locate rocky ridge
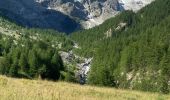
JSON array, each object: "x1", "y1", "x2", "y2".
[
  {"x1": 36, "y1": 0, "x2": 154, "y2": 29},
  {"x1": 0, "y1": 0, "x2": 154, "y2": 31}
]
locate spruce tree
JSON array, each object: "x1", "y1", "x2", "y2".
[{"x1": 28, "y1": 50, "x2": 39, "y2": 77}]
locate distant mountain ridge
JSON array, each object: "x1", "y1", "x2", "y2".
[
  {"x1": 36, "y1": 0, "x2": 154, "y2": 28},
  {"x1": 0, "y1": 0, "x2": 154, "y2": 33}
]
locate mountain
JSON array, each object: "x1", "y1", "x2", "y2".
[
  {"x1": 0, "y1": 0, "x2": 154, "y2": 33},
  {"x1": 0, "y1": 0, "x2": 79, "y2": 33},
  {"x1": 36, "y1": 0, "x2": 154, "y2": 29},
  {"x1": 71, "y1": 0, "x2": 170, "y2": 93},
  {"x1": 0, "y1": 0, "x2": 169, "y2": 95},
  {"x1": 36, "y1": 0, "x2": 120, "y2": 29}
]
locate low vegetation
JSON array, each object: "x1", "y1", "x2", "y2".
[{"x1": 0, "y1": 75, "x2": 169, "y2": 100}]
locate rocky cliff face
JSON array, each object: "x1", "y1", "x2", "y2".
[
  {"x1": 35, "y1": 0, "x2": 120, "y2": 28},
  {"x1": 35, "y1": 0, "x2": 154, "y2": 29},
  {"x1": 0, "y1": 0, "x2": 154, "y2": 32}
]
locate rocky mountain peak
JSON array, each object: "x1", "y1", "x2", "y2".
[
  {"x1": 0, "y1": 0, "x2": 154, "y2": 33},
  {"x1": 35, "y1": 0, "x2": 120, "y2": 28},
  {"x1": 35, "y1": 0, "x2": 154, "y2": 29}
]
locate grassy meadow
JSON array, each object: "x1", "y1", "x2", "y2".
[{"x1": 0, "y1": 75, "x2": 169, "y2": 100}]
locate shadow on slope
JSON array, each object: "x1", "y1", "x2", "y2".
[{"x1": 0, "y1": 0, "x2": 80, "y2": 34}]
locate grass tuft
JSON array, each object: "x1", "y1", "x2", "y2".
[{"x1": 0, "y1": 75, "x2": 169, "y2": 100}]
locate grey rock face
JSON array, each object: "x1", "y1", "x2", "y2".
[
  {"x1": 0, "y1": 0, "x2": 154, "y2": 32},
  {"x1": 35, "y1": 0, "x2": 154, "y2": 29},
  {"x1": 36, "y1": 0, "x2": 120, "y2": 28}
]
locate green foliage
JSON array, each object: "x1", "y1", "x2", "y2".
[
  {"x1": 0, "y1": 38, "x2": 66, "y2": 80},
  {"x1": 71, "y1": 10, "x2": 135, "y2": 57},
  {"x1": 0, "y1": 57, "x2": 9, "y2": 75},
  {"x1": 0, "y1": 17, "x2": 71, "y2": 80},
  {"x1": 0, "y1": 0, "x2": 169, "y2": 94},
  {"x1": 72, "y1": 0, "x2": 170, "y2": 93}
]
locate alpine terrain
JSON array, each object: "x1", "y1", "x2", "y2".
[
  {"x1": 0, "y1": 0, "x2": 170, "y2": 99},
  {"x1": 0, "y1": 0, "x2": 153, "y2": 32}
]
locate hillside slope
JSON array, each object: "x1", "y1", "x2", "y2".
[
  {"x1": 0, "y1": 0, "x2": 169, "y2": 96},
  {"x1": 0, "y1": 14, "x2": 77, "y2": 81},
  {"x1": 0, "y1": 0, "x2": 79, "y2": 33},
  {"x1": 71, "y1": 0, "x2": 170, "y2": 93},
  {"x1": 0, "y1": 75, "x2": 169, "y2": 100}
]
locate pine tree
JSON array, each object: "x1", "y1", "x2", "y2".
[
  {"x1": 0, "y1": 58, "x2": 9, "y2": 75},
  {"x1": 160, "y1": 54, "x2": 170, "y2": 94},
  {"x1": 38, "y1": 64, "x2": 46, "y2": 79},
  {"x1": 19, "y1": 53, "x2": 28, "y2": 72},
  {"x1": 9, "y1": 62, "x2": 18, "y2": 77},
  {"x1": 28, "y1": 50, "x2": 39, "y2": 77}
]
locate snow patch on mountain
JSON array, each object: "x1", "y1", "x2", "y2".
[{"x1": 119, "y1": 0, "x2": 154, "y2": 11}]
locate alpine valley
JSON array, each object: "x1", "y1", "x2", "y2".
[{"x1": 0, "y1": 0, "x2": 170, "y2": 99}]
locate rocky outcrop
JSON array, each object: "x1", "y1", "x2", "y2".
[{"x1": 59, "y1": 50, "x2": 92, "y2": 84}]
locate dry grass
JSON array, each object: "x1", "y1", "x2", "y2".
[{"x1": 0, "y1": 76, "x2": 169, "y2": 100}]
